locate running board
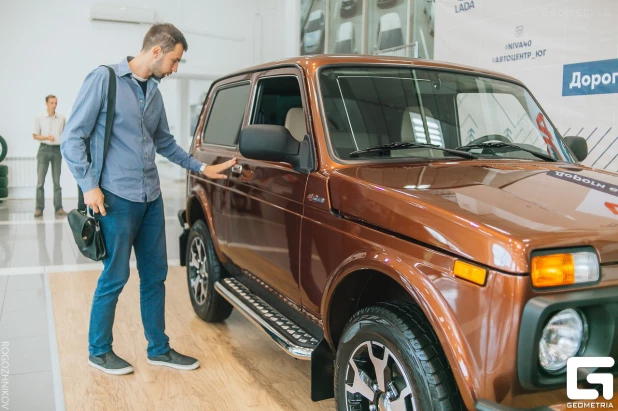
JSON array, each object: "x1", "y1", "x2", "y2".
[{"x1": 214, "y1": 277, "x2": 320, "y2": 360}]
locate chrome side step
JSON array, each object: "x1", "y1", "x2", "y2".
[{"x1": 214, "y1": 277, "x2": 320, "y2": 360}]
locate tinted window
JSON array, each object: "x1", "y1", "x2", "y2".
[
  {"x1": 251, "y1": 76, "x2": 306, "y2": 142},
  {"x1": 252, "y1": 77, "x2": 302, "y2": 126},
  {"x1": 335, "y1": 40, "x2": 353, "y2": 53},
  {"x1": 379, "y1": 29, "x2": 403, "y2": 50},
  {"x1": 203, "y1": 83, "x2": 251, "y2": 146}
]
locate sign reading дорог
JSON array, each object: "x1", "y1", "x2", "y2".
[{"x1": 563, "y1": 59, "x2": 618, "y2": 97}]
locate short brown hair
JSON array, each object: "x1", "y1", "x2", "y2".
[
  {"x1": 45, "y1": 95, "x2": 56, "y2": 102},
  {"x1": 142, "y1": 23, "x2": 188, "y2": 53}
]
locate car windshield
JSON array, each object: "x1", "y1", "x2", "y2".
[
  {"x1": 306, "y1": 17, "x2": 322, "y2": 32},
  {"x1": 335, "y1": 40, "x2": 353, "y2": 53},
  {"x1": 379, "y1": 29, "x2": 403, "y2": 50},
  {"x1": 319, "y1": 67, "x2": 575, "y2": 162}
]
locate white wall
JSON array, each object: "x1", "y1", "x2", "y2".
[{"x1": 0, "y1": 0, "x2": 299, "y2": 198}]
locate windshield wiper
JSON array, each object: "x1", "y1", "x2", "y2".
[
  {"x1": 349, "y1": 142, "x2": 478, "y2": 159},
  {"x1": 455, "y1": 141, "x2": 557, "y2": 162}
]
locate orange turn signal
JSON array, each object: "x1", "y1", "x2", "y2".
[
  {"x1": 453, "y1": 260, "x2": 487, "y2": 286},
  {"x1": 531, "y1": 254, "x2": 575, "y2": 287}
]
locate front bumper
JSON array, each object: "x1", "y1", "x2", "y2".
[{"x1": 475, "y1": 400, "x2": 553, "y2": 410}]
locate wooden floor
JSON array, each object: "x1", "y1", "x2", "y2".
[
  {"x1": 49, "y1": 267, "x2": 618, "y2": 410},
  {"x1": 49, "y1": 266, "x2": 336, "y2": 411}
]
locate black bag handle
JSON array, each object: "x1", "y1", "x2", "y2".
[{"x1": 77, "y1": 65, "x2": 116, "y2": 210}]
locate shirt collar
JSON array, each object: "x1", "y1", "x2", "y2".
[
  {"x1": 44, "y1": 112, "x2": 57, "y2": 118},
  {"x1": 117, "y1": 56, "x2": 133, "y2": 77},
  {"x1": 117, "y1": 56, "x2": 162, "y2": 83}
]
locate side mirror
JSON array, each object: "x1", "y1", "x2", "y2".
[
  {"x1": 239, "y1": 125, "x2": 315, "y2": 173},
  {"x1": 564, "y1": 136, "x2": 588, "y2": 162}
]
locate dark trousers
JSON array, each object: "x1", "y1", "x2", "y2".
[{"x1": 36, "y1": 144, "x2": 62, "y2": 211}]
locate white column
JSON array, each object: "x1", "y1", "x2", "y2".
[{"x1": 283, "y1": 0, "x2": 301, "y2": 58}]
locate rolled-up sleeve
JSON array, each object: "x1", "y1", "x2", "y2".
[
  {"x1": 33, "y1": 116, "x2": 41, "y2": 135},
  {"x1": 153, "y1": 99, "x2": 203, "y2": 174},
  {"x1": 60, "y1": 67, "x2": 107, "y2": 192}
]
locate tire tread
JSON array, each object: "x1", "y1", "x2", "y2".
[{"x1": 345, "y1": 302, "x2": 464, "y2": 411}]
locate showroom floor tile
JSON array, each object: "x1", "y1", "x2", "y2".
[{"x1": 0, "y1": 173, "x2": 188, "y2": 411}]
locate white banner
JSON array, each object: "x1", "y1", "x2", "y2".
[{"x1": 435, "y1": 0, "x2": 618, "y2": 171}]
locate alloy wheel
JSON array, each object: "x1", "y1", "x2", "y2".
[
  {"x1": 345, "y1": 341, "x2": 414, "y2": 411},
  {"x1": 188, "y1": 236, "x2": 208, "y2": 305}
]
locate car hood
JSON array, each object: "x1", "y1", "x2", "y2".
[{"x1": 328, "y1": 160, "x2": 618, "y2": 273}]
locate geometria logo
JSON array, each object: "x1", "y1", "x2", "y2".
[{"x1": 567, "y1": 357, "x2": 615, "y2": 408}]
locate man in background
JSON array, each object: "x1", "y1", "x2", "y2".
[{"x1": 33, "y1": 95, "x2": 66, "y2": 217}]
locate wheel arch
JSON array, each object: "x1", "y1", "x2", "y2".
[{"x1": 321, "y1": 251, "x2": 479, "y2": 409}]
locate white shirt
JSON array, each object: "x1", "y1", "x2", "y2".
[{"x1": 34, "y1": 112, "x2": 66, "y2": 146}]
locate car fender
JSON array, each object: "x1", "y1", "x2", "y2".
[
  {"x1": 321, "y1": 250, "x2": 479, "y2": 409},
  {"x1": 186, "y1": 184, "x2": 227, "y2": 262}
]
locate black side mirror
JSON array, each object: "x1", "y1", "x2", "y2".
[
  {"x1": 239, "y1": 125, "x2": 315, "y2": 173},
  {"x1": 563, "y1": 136, "x2": 588, "y2": 162}
]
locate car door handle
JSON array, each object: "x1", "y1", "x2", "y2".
[{"x1": 231, "y1": 165, "x2": 243, "y2": 174}]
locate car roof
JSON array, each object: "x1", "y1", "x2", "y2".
[
  {"x1": 218, "y1": 55, "x2": 524, "y2": 85},
  {"x1": 379, "y1": 12, "x2": 402, "y2": 29}
]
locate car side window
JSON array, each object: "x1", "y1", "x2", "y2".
[
  {"x1": 202, "y1": 82, "x2": 251, "y2": 146},
  {"x1": 251, "y1": 76, "x2": 307, "y2": 142}
]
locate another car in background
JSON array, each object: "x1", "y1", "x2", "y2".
[
  {"x1": 377, "y1": 0, "x2": 398, "y2": 8},
  {"x1": 375, "y1": 12, "x2": 404, "y2": 54},
  {"x1": 303, "y1": 10, "x2": 325, "y2": 54},
  {"x1": 334, "y1": 22, "x2": 357, "y2": 54},
  {"x1": 339, "y1": 0, "x2": 358, "y2": 18}
]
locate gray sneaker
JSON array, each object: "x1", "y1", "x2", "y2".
[
  {"x1": 88, "y1": 351, "x2": 134, "y2": 375},
  {"x1": 147, "y1": 349, "x2": 200, "y2": 370}
]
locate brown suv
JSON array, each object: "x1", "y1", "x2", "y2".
[{"x1": 178, "y1": 55, "x2": 618, "y2": 410}]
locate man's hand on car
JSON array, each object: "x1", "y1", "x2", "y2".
[
  {"x1": 202, "y1": 158, "x2": 237, "y2": 179},
  {"x1": 84, "y1": 188, "x2": 106, "y2": 216}
]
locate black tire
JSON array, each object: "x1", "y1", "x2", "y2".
[
  {"x1": 0, "y1": 187, "x2": 7, "y2": 199},
  {"x1": 0, "y1": 135, "x2": 6, "y2": 163},
  {"x1": 335, "y1": 301, "x2": 463, "y2": 411},
  {"x1": 0, "y1": 165, "x2": 7, "y2": 177},
  {"x1": 185, "y1": 220, "x2": 233, "y2": 322},
  {"x1": 0, "y1": 177, "x2": 7, "y2": 188}
]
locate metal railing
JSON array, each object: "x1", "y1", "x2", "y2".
[{"x1": 374, "y1": 42, "x2": 419, "y2": 58}]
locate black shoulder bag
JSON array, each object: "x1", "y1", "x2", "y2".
[{"x1": 68, "y1": 65, "x2": 116, "y2": 261}]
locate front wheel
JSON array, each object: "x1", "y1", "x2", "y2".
[
  {"x1": 335, "y1": 302, "x2": 463, "y2": 411},
  {"x1": 185, "y1": 220, "x2": 233, "y2": 322}
]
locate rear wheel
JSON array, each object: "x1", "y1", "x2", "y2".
[
  {"x1": 185, "y1": 220, "x2": 233, "y2": 322},
  {"x1": 335, "y1": 302, "x2": 463, "y2": 411}
]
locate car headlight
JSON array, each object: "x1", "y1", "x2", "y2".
[
  {"x1": 531, "y1": 250, "x2": 599, "y2": 288},
  {"x1": 539, "y1": 309, "x2": 588, "y2": 373}
]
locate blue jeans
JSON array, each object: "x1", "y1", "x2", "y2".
[{"x1": 88, "y1": 189, "x2": 170, "y2": 357}]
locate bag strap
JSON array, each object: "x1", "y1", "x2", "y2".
[
  {"x1": 77, "y1": 65, "x2": 116, "y2": 211},
  {"x1": 99, "y1": 65, "x2": 116, "y2": 186}
]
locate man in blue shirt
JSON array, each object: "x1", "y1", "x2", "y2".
[{"x1": 61, "y1": 23, "x2": 235, "y2": 375}]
